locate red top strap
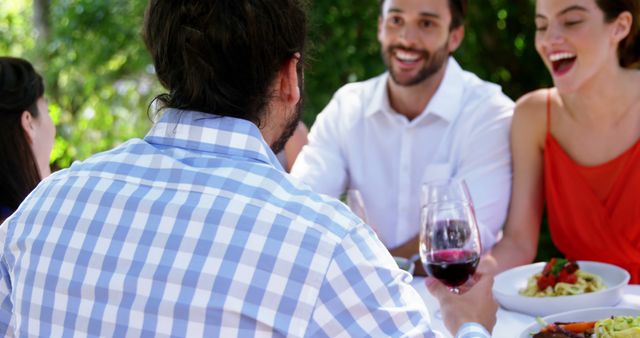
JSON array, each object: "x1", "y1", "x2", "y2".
[{"x1": 546, "y1": 89, "x2": 552, "y2": 133}]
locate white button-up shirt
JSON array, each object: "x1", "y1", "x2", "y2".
[{"x1": 291, "y1": 58, "x2": 514, "y2": 250}]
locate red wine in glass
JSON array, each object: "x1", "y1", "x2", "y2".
[{"x1": 423, "y1": 249, "x2": 479, "y2": 288}]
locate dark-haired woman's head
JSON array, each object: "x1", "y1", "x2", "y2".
[
  {"x1": 142, "y1": 0, "x2": 307, "y2": 129},
  {"x1": 535, "y1": 0, "x2": 640, "y2": 91},
  {"x1": 0, "y1": 57, "x2": 55, "y2": 211}
]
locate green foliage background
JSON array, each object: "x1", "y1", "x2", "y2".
[{"x1": 1, "y1": 0, "x2": 559, "y2": 260}]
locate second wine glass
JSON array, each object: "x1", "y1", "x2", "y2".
[{"x1": 346, "y1": 189, "x2": 369, "y2": 223}]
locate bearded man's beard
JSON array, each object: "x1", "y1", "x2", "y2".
[
  {"x1": 382, "y1": 41, "x2": 450, "y2": 87},
  {"x1": 270, "y1": 97, "x2": 303, "y2": 154}
]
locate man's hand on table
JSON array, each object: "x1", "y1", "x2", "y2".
[{"x1": 426, "y1": 273, "x2": 497, "y2": 335}]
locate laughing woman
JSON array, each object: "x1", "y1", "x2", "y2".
[
  {"x1": 481, "y1": 0, "x2": 640, "y2": 283},
  {"x1": 0, "y1": 57, "x2": 55, "y2": 223}
]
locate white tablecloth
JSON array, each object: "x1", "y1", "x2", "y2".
[{"x1": 410, "y1": 277, "x2": 640, "y2": 337}]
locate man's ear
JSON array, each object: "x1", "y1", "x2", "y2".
[
  {"x1": 277, "y1": 53, "x2": 301, "y2": 107},
  {"x1": 21, "y1": 110, "x2": 35, "y2": 144},
  {"x1": 448, "y1": 25, "x2": 465, "y2": 53}
]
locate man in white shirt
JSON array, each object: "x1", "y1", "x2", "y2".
[{"x1": 291, "y1": 0, "x2": 514, "y2": 267}]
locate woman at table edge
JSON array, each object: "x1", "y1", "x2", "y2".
[
  {"x1": 0, "y1": 57, "x2": 55, "y2": 224},
  {"x1": 480, "y1": 0, "x2": 640, "y2": 283}
]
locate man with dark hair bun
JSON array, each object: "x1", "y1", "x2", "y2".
[{"x1": 0, "y1": 1, "x2": 497, "y2": 336}]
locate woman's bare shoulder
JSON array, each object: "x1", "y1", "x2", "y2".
[
  {"x1": 515, "y1": 89, "x2": 549, "y2": 115},
  {"x1": 514, "y1": 89, "x2": 552, "y2": 125},
  {"x1": 512, "y1": 88, "x2": 552, "y2": 144}
]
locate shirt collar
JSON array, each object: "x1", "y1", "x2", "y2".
[
  {"x1": 144, "y1": 108, "x2": 284, "y2": 170},
  {"x1": 365, "y1": 73, "x2": 393, "y2": 118},
  {"x1": 365, "y1": 57, "x2": 465, "y2": 123},
  {"x1": 424, "y1": 57, "x2": 464, "y2": 122}
]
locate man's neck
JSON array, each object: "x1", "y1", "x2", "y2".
[{"x1": 386, "y1": 60, "x2": 448, "y2": 121}]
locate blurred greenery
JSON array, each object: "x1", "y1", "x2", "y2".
[
  {"x1": 0, "y1": 0, "x2": 558, "y2": 259},
  {"x1": 1, "y1": 0, "x2": 158, "y2": 168}
]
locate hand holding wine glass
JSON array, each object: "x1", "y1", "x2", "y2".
[{"x1": 426, "y1": 272, "x2": 497, "y2": 334}]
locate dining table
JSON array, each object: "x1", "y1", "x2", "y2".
[{"x1": 410, "y1": 277, "x2": 640, "y2": 337}]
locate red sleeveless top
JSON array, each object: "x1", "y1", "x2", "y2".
[{"x1": 544, "y1": 90, "x2": 640, "y2": 284}]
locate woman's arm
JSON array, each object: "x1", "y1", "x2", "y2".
[{"x1": 478, "y1": 90, "x2": 548, "y2": 275}]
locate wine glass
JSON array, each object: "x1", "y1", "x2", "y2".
[
  {"x1": 419, "y1": 180, "x2": 481, "y2": 294},
  {"x1": 421, "y1": 178, "x2": 473, "y2": 206},
  {"x1": 346, "y1": 189, "x2": 383, "y2": 245},
  {"x1": 346, "y1": 189, "x2": 369, "y2": 222}
]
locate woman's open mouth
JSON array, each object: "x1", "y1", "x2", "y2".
[{"x1": 549, "y1": 52, "x2": 577, "y2": 77}]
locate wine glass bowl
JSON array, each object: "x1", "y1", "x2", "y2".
[
  {"x1": 346, "y1": 188, "x2": 384, "y2": 244},
  {"x1": 421, "y1": 178, "x2": 473, "y2": 206},
  {"x1": 419, "y1": 180, "x2": 481, "y2": 293}
]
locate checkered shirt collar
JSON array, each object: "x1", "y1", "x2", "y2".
[{"x1": 144, "y1": 108, "x2": 284, "y2": 170}]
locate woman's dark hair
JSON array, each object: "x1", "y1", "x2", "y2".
[
  {"x1": 142, "y1": 0, "x2": 308, "y2": 126},
  {"x1": 596, "y1": 0, "x2": 640, "y2": 68},
  {"x1": 0, "y1": 57, "x2": 45, "y2": 210},
  {"x1": 379, "y1": 0, "x2": 467, "y2": 30}
]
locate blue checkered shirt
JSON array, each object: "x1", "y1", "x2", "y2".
[{"x1": 0, "y1": 109, "x2": 489, "y2": 337}]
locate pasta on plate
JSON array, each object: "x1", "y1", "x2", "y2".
[{"x1": 520, "y1": 269, "x2": 605, "y2": 297}]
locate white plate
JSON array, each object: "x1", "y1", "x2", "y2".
[
  {"x1": 493, "y1": 261, "x2": 630, "y2": 316},
  {"x1": 519, "y1": 307, "x2": 640, "y2": 338},
  {"x1": 394, "y1": 256, "x2": 415, "y2": 275}
]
